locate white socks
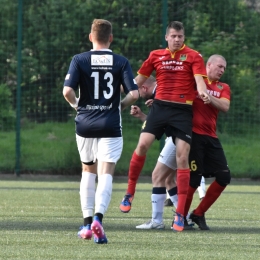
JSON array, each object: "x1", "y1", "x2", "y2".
[
  {"x1": 95, "y1": 174, "x2": 113, "y2": 215},
  {"x1": 170, "y1": 194, "x2": 178, "y2": 209},
  {"x1": 151, "y1": 193, "x2": 166, "y2": 224},
  {"x1": 197, "y1": 176, "x2": 206, "y2": 199},
  {"x1": 80, "y1": 172, "x2": 96, "y2": 218}
]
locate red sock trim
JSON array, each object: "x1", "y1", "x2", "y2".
[
  {"x1": 184, "y1": 186, "x2": 196, "y2": 217},
  {"x1": 194, "y1": 180, "x2": 226, "y2": 216},
  {"x1": 176, "y1": 168, "x2": 190, "y2": 215},
  {"x1": 126, "y1": 151, "x2": 146, "y2": 195}
]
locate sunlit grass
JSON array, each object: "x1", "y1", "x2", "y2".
[{"x1": 0, "y1": 176, "x2": 260, "y2": 260}]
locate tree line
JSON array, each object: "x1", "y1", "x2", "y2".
[{"x1": 0, "y1": 0, "x2": 259, "y2": 135}]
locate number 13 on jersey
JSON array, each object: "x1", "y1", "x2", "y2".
[{"x1": 91, "y1": 72, "x2": 114, "y2": 99}]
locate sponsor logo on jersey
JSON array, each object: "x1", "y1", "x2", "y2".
[
  {"x1": 217, "y1": 84, "x2": 223, "y2": 90},
  {"x1": 86, "y1": 103, "x2": 112, "y2": 111},
  {"x1": 91, "y1": 55, "x2": 113, "y2": 66},
  {"x1": 159, "y1": 56, "x2": 165, "y2": 60},
  {"x1": 207, "y1": 89, "x2": 221, "y2": 97},
  {"x1": 161, "y1": 60, "x2": 183, "y2": 70},
  {"x1": 179, "y1": 54, "x2": 187, "y2": 61},
  {"x1": 162, "y1": 60, "x2": 183, "y2": 65},
  {"x1": 65, "y1": 74, "x2": 70, "y2": 80}
]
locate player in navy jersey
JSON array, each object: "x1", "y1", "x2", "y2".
[{"x1": 63, "y1": 19, "x2": 139, "y2": 244}]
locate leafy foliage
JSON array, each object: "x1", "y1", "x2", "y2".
[
  {"x1": 0, "y1": 84, "x2": 15, "y2": 131},
  {"x1": 0, "y1": 0, "x2": 259, "y2": 134}
]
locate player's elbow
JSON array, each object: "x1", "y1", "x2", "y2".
[
  {"x1": 63, "y1": 86, "x2": 72, "y2": 98},
  {"x1": 221, "y1": 104, "x2": 230, "y2": 113},
  {"x1": 130, "y1": 90, "x2": 139, "y2": 102}
]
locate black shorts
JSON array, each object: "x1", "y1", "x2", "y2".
[
  {"x1": 141, "y1": 99, "x2": 193, "y2": 144},
  {"x1": 189, "y1": 132, "x2": 229, "y2": 178}
]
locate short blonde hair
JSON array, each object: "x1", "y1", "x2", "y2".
[
  {"x1": 91, "y1": 19, "x2": 112, "y2": 44},
  {"x1": 207, "y1": 54, "x2": 226, "y2": 65}
]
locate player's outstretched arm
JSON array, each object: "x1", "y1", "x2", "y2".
[
  {"x1": 209, "y1": 96, "x2": 230, "y2": 112},
  {"x1": 194, "y1": 75, "x2": 210, "y2": 104},
  {"x1": 63, "y1": 86, "x2": 78, "y2": 110},
  {"x1": 121, "y1": 90, "x2": 139, "y2": 111},
  {"x1": 130, "y1": 105, "x2": 147, "y2": 122},
  {"x1": 135, "y1": 74, "x2": 148, "y2": 88}
]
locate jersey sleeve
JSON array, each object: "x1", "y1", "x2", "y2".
[
  {"x1": 137, "y1": 51, "x2": 154, "y2": 77},
  {"x1": 63, "y1": 55, "x2": 80, "y2": 90},
  {"x1": 121, "y1": 60, "x2": 138, "y2": 94},
  {"x1": 192, "y1": 53, "x2": 207, "y2": 76},
  {"x1": 220, "y1": 83, "x2": 231, "y2": 100}
]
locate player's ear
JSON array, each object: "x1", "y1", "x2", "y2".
[
  {"x1": 89, "y1": 33, "x2": 92, "y2": 42},
  {"x1": 109, "y1": 34, "x2": 113, "y2": 43}
]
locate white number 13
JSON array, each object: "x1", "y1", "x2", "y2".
[{"x1": 91, "y1": 72, "x2": 113, "y2": 99}]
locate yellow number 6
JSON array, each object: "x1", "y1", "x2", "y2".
[{"x1": 190, "y1": 160, "x2": 197, "y2": 171}]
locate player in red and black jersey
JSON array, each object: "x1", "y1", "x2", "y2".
[
  {"x1": 184, "y1": 54, "x2": 231, "y2": 230},
  {"x1": 119, "y1": 21, "x2": 210, "y2": 232}
]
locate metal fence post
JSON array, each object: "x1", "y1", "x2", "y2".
[
  {"x1": 15, "y1": 0, "x2": 23, "y2": 176},
  {"x1": 160, "y1": 0, "x2": 168, "y2": 151}
]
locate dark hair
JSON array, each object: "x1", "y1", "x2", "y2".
[
  {"x1": 166, "y1": 21, "x2": 184, "y2": 34},
  {"x1": 91, "y1": 19, "x2": 112, "y2": 43}
]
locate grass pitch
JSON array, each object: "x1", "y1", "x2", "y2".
[{"x1": 0, "y1": 175, "x2": 259, "y2": 260}]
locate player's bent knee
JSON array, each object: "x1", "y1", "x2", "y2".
[
  {"x1": 215, "y1": 170, "x2": 231, "y2": 187},
  {"x1": 189, "y1": 173, "x2": 202, "y2": 189},
  {"x1": 136, "y1": 142, "x2": 149, "y2": 155}
]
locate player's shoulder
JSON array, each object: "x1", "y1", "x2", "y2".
[
  {"x1": 149, "y1": 49, "x2": 168, "y2": 56},
  {"x1": 217, "y1": 81, "x2": 230, "y2": 90},
  {"x1": 182, "y1": 45, "x2": 203, "y2": 56},
  {"x1": 72, "y1": 51, "x2": 91, "y2": 61},
  {"x1": 112, "y1": 52, "x2": 129, "y2": 62}
]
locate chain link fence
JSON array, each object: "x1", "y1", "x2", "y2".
[{"x1": 0, "y1": 0, "x2": 259, "y2": 177}]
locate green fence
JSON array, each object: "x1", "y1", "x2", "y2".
[{"x1": 0, "y1": 0, "x2": 260, "y2": 177}]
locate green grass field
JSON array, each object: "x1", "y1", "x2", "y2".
[
  {"x1": 0, "y1": 175, "x2": 260, "y2": 260},
  {"x1": 1, "y1": 121, "x2": 260, "y2": 177}
]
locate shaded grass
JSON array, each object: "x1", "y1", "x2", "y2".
[{"x1": 0, "y1": 176, "x2": 260, "y2": 260}]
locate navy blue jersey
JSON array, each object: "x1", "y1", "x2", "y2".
[{"x1": 64, "y1": 49, "x2": 138, "y2": 138}]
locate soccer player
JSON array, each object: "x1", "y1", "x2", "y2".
[
  {"x1": 63, "y1": 19, "x2": 139, "y2": 243},
  {"x1": 184, "y1": 54, "x2": 231, "y2": 230},
  {"x1": 119, "y1": 21, "x2": 210, "y2": 232},
  {"x1": 129, "y1": 76, "x2": 179, "y2": 217},
  {"x1": 131, "y1": 76, "x2": 205, "y2": 229}
]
